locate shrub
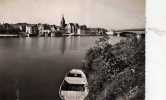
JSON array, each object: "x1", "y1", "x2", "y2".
[{"x1": 82, "y1": 36, "x2": 145, "y2": 100}]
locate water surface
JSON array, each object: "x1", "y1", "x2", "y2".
[{"x1": 0, "y1": 36, "x2": 122, "y2": 100}]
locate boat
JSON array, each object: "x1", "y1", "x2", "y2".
[{"x1": 59, "y1": 69, "x2": 89, "y2": 100}]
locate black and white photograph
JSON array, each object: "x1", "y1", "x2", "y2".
[{"x1": 0, "y1": 0, "x2": 146, "y2": 100}]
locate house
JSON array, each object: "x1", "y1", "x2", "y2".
[
  {"x1": 25, "y1": 25, "x2": 32, "y2": 34},
  {"x1": 77, "y1": 28, "x2": 81, "y2": 35},
  {"x1": 79, "y1": 25, "x2": 87, "y2": 35},
  {"x1": 50, "y1": 25, "x2": 57, "y2": 33},
  {"x1": 37, "y1": 24, "x2": 51, "y2": 36},
  {"x1": 25, "y1": 25, "x2": 32, "y2": 37},
  {"x1": 31, "y1": 25, "x2": 39, "y2": 36},
  {"x1": 106, "y1": 29, "x2": 114, "y2": 35},
  {"x1": 73, "y1": 23, "x2": 79, "y2": 35},
  {"x1": 65, "y1": 23, "x2": 79, "y2": 35},
  {"x1": 37, "y1": 24, "x2": 44, "y2": 36},
  {"x1": 43, "y1": 24, "x2": 51, "y2": 36},
  {"x1": 25, "y1": 24, "x2": 40, "y2": 37},
  {"x1": 66, "y1": 23, "x2": 74, "y2": 34},
  {"x1": 50, "y1": 25, "x2": 57, "y2": 36},
  {"x1": 86, "y1": 27, "x2": 107, "y2": 35},
  {"x1": 16, "y1": 23, "x2": 28, "y2": 32}
]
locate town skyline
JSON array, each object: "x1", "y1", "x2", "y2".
[
  {"x1": 0, "y1": 15, "x2": 109, "y2": 37},
  {"x1": 0, "y1": 0, "x2": 145, "y2": 30}
]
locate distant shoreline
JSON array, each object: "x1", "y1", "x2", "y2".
[
  {"x1": 0, "y1": 34, "x2": 113, "y2": 38},
  {"x1": 0, "y1": 34, "x2": 19, "y2": 37}
]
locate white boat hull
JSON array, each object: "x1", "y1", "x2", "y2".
[{"x1": 59, "y1": 69, "x2": 89, "y2": 100}]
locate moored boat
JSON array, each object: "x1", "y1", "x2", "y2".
[{"x1": 59, "y1": 69, "x2": 89, "y2": 100}]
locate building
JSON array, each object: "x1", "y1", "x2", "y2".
[
  {"x1": 106, "y1": 29, "x2": 114, "y2": 35},
  {"x1": 31, "y1": 25, "x2": 39, "y2": 36},
  {"x1": 43, "y1": 24, "x2": 51, "y2": 36},
  {"x1": 25, "y1": 24, "x2": 39, "y2": 36},
  {"x1": 66, "y1": 23, "x2": 75, "y2": 34},
  {"x1": 16, "y1": 23, "x2": 28, "y2": 32},
  {"x1": 73, "y1": 23, "x2": 79, "y2": 35},
  {"x1": 86, "y1": 27, "x2": 107, "y2": 35},
  {"x1": 66, "y1": 23, "x2": 72, "y2": 33},
  {"x1": 65, "y1": 23, "x2": 80, "y2": 35},
  {"x1": 50, "y1": 25, "x2": 57, "y2": 36},
  {"x1": 37, "y1": 24, "x2": 44, "y2": 36},
  {"x1": 50, "y1": 25, "x2": 57, "y2": 33},
  {"x1": 60, "y1": 15, "x2": 66, "y2": 28},
  {"x1": 25, "y1": 25, "x2": 32, "y2": 34},
  {"x1": 78, "y1": 25, "x2": 87, "y2": 35}
]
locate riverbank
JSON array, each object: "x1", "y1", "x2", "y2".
[
  {"x1": 82, "y1": 35, "x2": 145, "y2": 100},
  {"x1": 0, "y1": 33, "x2": 108, "y2": 37},
  {"x1": 0, "y1": 33, "x2": 114, "y2": 38},
  {"x1": 0, "y1": 34, "x2": 19, "y2": 37}
]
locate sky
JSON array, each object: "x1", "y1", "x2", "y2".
[{"x1": 0, "y1": 0, "x2": 145, "y2": 29}]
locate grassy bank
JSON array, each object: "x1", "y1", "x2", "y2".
[{"x1": 82, "y1": 35, "x2": 145, "y2": 100}]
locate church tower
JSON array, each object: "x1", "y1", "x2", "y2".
[{"x1": 60, "y1": 15, "x2": 66, "y2": 28}]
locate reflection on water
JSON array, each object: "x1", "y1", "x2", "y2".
[
  {"x1": 60, "y1": 36, "x2": 81, "y2": 54},
  {"x1": 23, "y1": 36, "x2": 82, "y2": 55},
  {"x1": 0, "y1": 36, "x2": 122, "y2": 100}
]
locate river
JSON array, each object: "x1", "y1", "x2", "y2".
[{"x1": 0, "y1": 36, "x2": 122, "y2": 100}]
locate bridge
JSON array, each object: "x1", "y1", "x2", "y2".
[{"x1": 112, "y1": 28, "x2": 145, "y2": 38}]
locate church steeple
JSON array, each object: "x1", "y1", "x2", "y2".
[{"x1": 60, "y1": 14, "x2": 66, "y2": 28}]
